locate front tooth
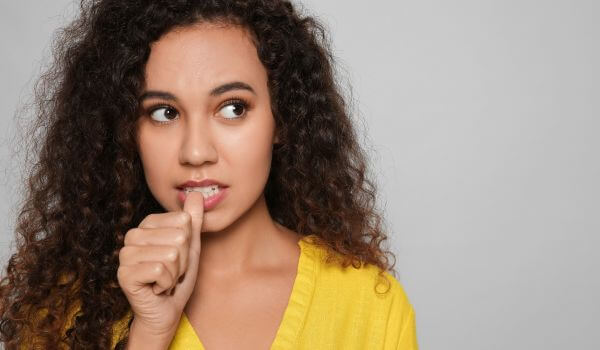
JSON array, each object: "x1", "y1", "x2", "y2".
[{"x1": 184, "y1": 186, "x2": 220, "y2": 198}]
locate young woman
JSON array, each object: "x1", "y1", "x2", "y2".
[{"x1": 0, "y1": 0, "x2": 418, "y2": 349}]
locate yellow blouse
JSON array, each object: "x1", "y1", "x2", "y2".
[{"x1": 112, "y1": 234, "x2": 418, "y2": 349}]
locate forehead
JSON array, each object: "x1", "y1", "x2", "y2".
[{"x1": 144, "y1": 23, "x2": 266, "y2": 91}]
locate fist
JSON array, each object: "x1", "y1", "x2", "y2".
[{"x1": 117, "y1": 191, "x2": 204, "y2": 337}]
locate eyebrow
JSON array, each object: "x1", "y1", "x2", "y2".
[{"x1": 139, "y1": 81, "x2": 256, "y2": 101}]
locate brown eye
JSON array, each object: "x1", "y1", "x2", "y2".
[
  {"x1": 219, "y1": 101, "x2": 247, "y2": 119},
  {"x1": 150, "y1": 106, "x2": 179, "y2": 123}
]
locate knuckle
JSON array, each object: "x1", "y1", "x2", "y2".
[
  {"x1": 179, "y1": 212, "x2": 192, "y2": 225},
  {"x1": 151, "y1": 262, "x2": 165, "y2": 276},
  {"x1": 139, "y1": 214, "x2": 157, "y2": 228},
  {"x1": 118, "y1": 247, "x2": 130, "y2": 262},
  {"x1": 173, "y1": 229, "x2": 188, "y2": 245},
  {"x1": 124, "y1": 228, "x2": 141, "y2": 245},
  {"x1": 165, "y1": 247, "x2": 179, "y2": 262}
]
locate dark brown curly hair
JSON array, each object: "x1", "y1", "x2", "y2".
[{"x1": 0, "y1": 0, "x2": 397, "y2": 348}]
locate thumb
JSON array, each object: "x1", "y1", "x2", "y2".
[{"x1": 183, "y1": 191, "x2": 204, "y2": 254}]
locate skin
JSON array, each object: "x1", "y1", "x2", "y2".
[{"x1": 120, "y1": 22, "x2": 303, "y2": 349}]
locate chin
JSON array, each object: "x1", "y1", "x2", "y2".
[
  {"x1": 199, "y1": 219, "x2": 231, "y2": 234},
  {"x1": 197, "y1": 209, "x2": 229, "y2": 233}
]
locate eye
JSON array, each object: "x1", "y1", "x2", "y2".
[
  {"x1": 149, "y1": 106, "x2": 179, "y2": 123},
  {"x1": 218, "y1": 99, "x2": 248, "y2": 120}
]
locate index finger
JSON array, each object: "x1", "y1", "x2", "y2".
[
  {"x1": 138, "y1": 212, "x2": 191, "y2": 230},
  {"x1": 183, "y1": 191, "x2": 204, "y2": 255}
]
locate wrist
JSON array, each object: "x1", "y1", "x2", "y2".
[{"x1": 125, "y1": 317, "x2": 179, "y2": 350}]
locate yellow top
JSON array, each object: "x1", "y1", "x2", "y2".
[{"x1": 112, "y1": 234, "x2": 418, "y2": 349}]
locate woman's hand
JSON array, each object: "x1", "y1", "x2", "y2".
[{"x1": 117, "y1": 191, "x2": 204, "y2": 348}]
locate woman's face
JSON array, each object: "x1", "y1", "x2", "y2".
[{"x1": 136, "y1": 23, "x2": 277, "y2": 232}]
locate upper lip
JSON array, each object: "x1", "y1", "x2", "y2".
[{"x1": 177, "y1": 179, "x2": 228, "y2": 189}]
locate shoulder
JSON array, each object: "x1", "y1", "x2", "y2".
[
  {"x1": 301, "y1": 236, "x2": 414, "y2": 314},
  {"x1": 299, "y1": 237, "x2": 418, "y2": 348}
]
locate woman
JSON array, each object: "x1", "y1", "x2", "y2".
[{"x1": 0, "y1": 0, "x2": 417, "y2": 349}]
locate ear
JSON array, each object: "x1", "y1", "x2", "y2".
[{"x1": 273, "y1": 132, "x2": 280, "y2": 144}]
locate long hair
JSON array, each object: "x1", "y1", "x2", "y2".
[{"x1": 0, "y1": 0, "x2": 397, "y2": 348}]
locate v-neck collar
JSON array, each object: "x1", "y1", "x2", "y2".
[{"x1": 170, "y1": 234, "x2": 319, "y2": 349}]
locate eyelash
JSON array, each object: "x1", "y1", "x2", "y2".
[{"x1": 146, "y1": 97, "x2": 250, "y2": 125}]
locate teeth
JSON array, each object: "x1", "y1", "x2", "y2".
[{"x1": 184, "y1": 185, "x2": 221, "y2": 198}]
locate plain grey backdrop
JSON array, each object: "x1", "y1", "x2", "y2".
[{"x1": 1, "y1": 1, "x2": 598, "y2": 349}]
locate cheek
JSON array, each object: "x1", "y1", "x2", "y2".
[
  {"x1": 227, "y1": 121, "x2": 274, "y2": 175},
  {"x1": 138, "y1": 128, "x2": 176, "y2": 188},
  {"x1": 226, "y1": 138, "x2": 273, "y2": 216}
]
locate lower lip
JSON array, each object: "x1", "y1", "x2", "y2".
[{"x1": 177, "y1": 187, "x2": 228, "y2": 211}]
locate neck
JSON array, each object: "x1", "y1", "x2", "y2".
[{"x1": 198, "y1": 193, "x2": 300, "y2": 277}]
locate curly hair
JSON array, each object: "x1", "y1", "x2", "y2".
[{"x1": 0, "y1": 0, "x2": 397, "y2": 348}]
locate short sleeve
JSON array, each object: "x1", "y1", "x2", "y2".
[
  {"x1": 396, "y1": 306, "x2": 418, "y2": 350},
  {"x1": 381, "y1": 271, "x2": 419, "y2": 350}
]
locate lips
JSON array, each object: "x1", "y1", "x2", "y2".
[
  {"x1": 176, "y1": 185, "x2": 228, "y2": 210},
  {"x1": 177, "y1": 179, "x2": 228, "y2": 190}
]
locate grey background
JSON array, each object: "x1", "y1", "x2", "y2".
[{"x1": 1, "y1": 1, "x2": 599, "y2": 349}]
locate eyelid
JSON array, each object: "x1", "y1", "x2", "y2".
[
  {"x1": 145, "y1": 103, "x2": 179, "y2": 124},
  {"x1": 148, "y1": 104, "x2": 174, "y2": 113},
  {"x1": 217, "y1": 97, "x2": 251, "y2": 119},
  {"x1": 218, "y1": 96, "x2": 249, "y2": 109}
]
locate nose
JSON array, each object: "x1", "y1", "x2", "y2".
[{"x1": 179, "y1": 116, "x2": 218, "y2": 166}]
